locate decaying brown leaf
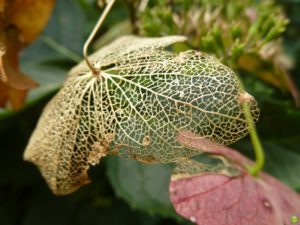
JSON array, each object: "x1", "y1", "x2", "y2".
[{"x1": 0, "y1": 0, "x2": 55, "y2": 109}]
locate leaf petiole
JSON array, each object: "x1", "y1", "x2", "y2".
[
  {"x1": 83, "y1": 0, "x2": 116, "y2": 76},
  {"x1": 232, "y1": 66, "x2": 265, "y2": 177},
  {"x1": 242, "y1": 101, "x2": 265, "y2": 176}
]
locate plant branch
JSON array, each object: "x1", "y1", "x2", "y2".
[{"x1": 123, "y1": 0, "x2": 139, "y2": 34}]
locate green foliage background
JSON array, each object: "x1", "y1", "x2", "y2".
[{"x1": 0, "y1": 0, "x2": 300, "y2": 224}]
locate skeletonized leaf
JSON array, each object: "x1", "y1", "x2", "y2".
[{"x1": 24, "y1": 35, "x2": 259, "y2": 195}]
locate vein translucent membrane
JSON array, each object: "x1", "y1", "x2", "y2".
[{"x1": 24, "y1": 36, "x2": 259, "y2": 195}]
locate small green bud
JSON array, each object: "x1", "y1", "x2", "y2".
[
  {"x1": 264, "y1": 27, "x2": 283, "y2": 43},
  {"x1": 212, "y1": 26, "x2": 224, "y2": 50},
  {"x1": 231, "y1": 24, "x2": 243, "y2": 40},
  {"x1": 201, "y1": 35, "x2": 215, "y2": 52},
  {"x1": 261, "y1": 17, "x2": 275, "y2": 37},
  {"x1": 231, "y1": 43, "x2": 245, "y2": 63}
]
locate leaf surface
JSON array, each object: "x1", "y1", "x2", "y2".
[
  {"x1": 105, "y1": 156, "x2": 177, "y2": 217},
  {"x1": 24, "y1": 35, "x2": 259, "y2": 195},
  {"x1": 170, "y1": 137, "x2": 300, "y2": 225}
]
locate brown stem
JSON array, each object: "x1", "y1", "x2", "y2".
[
  {"x1": 83, "y1": 0, "x2": 116, "y2": 76},
  {"x1": 123, "y1": 0, "x2": 139, "y2": 34}
]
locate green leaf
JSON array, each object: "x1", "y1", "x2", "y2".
[
  {"x1": 105, "y1": 157, "x2": 177, "y2": 217},
  {"x1": 257, "y1": 99, "x2": 300, "y2": 139},
  {"x1": 263, "y1": 141, "x2": 300, "y2": 190},
  {"x1": 22, "y1": 62, "x2": 68, "y2": 101},
  {"x1": 43, "y1": 0, "x2": 86, "y2": 55}
]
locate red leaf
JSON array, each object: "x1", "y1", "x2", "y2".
[
  {"x1": 170, "y1": 171, "x2": 300, "y2": 225},
  {"x1": 170, "y1": 132, "x2": 300, "y2": 225}
]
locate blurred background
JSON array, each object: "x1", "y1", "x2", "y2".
[{"x1": 0, "y1": 0, "x2": 300, "y2": 224}]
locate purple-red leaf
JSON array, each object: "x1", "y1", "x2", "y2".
[
  {"x1": 170, "y1": 171, "x2": 300, "y2": 225},
  {"x1": 170, "y1": 132, "x2": 300, "y2": 225}
]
